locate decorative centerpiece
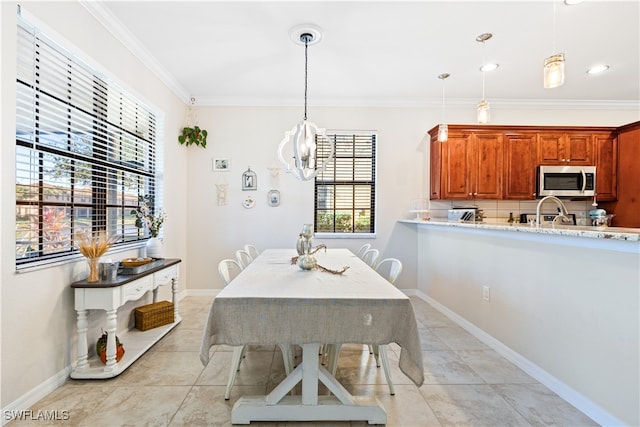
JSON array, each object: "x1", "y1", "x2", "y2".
[
  {"x1": 292, "y1": 224, "x2": 348, "y2": 275},
  {"x1": 75, "y1": 230, "x2": 118, "y2": 282},
  {"x1": 132, "y1": 195, "x2": 167, "y2": 258}
]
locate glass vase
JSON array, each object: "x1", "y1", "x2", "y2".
[{"x1": 87, "y1": 257, "x2": 99, "y2": 282}]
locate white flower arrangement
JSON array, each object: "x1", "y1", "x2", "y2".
[{"x1": 132, "y1": 195, "x2": 166, "y2": 238}]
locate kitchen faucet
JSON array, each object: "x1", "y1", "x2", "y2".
[{"x1": 535, "y1": 195, "x2": 571, "y2": 228}]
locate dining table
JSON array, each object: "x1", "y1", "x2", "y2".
[{"x1": 199, "y1": 248, "x2": 424, "y2": 424}]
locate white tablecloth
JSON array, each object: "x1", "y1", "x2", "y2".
[{"x1": 200, "y1": 248, "x2": 424, "y2": 387}]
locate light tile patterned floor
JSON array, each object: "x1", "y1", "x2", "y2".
[{"x1": 7, "y1": 296, "x2": 598, "y2": 426}]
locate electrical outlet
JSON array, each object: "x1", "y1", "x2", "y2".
[{"x1": 483, "y1": 286, "x2": 490, "y2": 302}]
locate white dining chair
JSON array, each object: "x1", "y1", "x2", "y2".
[
  {"x1": 217, "y1": 259, "x2": 247, "y2": 399},
  {"x1": 235, "y1": 249, "x2": 252, "y2": 269},
  {"x1": 326, "y1": 258, "x2": 403, "y2": 396},
  {"x1": 218, "y1": 258, "x2": 294, "y2": 400},
  {"x1": 218, "y1": 259, "x2": 242, "y2": 287},
  {"x1": 375, "y1": 258, "x2": 403, "y2": 285},
  {"x1": 244, "y1": 244, "x2": 260, "y2": 260},
  {"x1": 361, "y1": 248, "x2": 379, "y2": 268},
  {"x1": 356, "y1": 243, "x2": 371, "y2": 259}
]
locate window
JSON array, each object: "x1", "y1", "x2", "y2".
[
  {"x1": 314, "y1": 132, "x2": 376, "y2": 234},
  {"x1": 15, "y1": 15, "x2": 160, "y2": 269}
]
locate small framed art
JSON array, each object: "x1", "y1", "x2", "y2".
[
  {"x1": 242, "y1": 167, "x2": 257, "y2": 191},
  {"x1": 267, "y1": 190, "x2": 280, "y2": 207},
  {"x1": 213, "y1": 158, "x2": 231, "y2": 172}
]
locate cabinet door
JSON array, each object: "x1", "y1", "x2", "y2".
[
  {"x1": 503, "y1": 133, "x2": 537, "y2": 199},
  {"x1": 593, "y1": 132, "x2": 617, "y2": 201},
  {"x1": 565, "y1": 133, "x2": 593, "y2": 165},
  {"x1": 430, "y1": 137, "x2": 441, "y2": 199},
  {"x1": 441, "y1": 132, "x2": 473, "y2": 199},
  {"x1": 537, "y1": 132, "x2": 565, "y2": 164},
  {"x1": 472, "y1": 133, "x2": 503, "y2": 199}
]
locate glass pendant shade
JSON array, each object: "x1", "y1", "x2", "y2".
[
  {"x1": 477, "y1": 100, "x2": 490, "y2": 124},
  {"x1": 544, "y1": 53, "x2": 565, "y2": 88},
  {"x1": 437, "y1": 124, "x2": 448, "y2": 142}
]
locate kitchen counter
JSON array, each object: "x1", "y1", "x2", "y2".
[{"x1": 400, "y1": 218, "x2": 640, "y2": 242}]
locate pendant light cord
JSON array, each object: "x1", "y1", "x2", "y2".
[
  {"x1": 481, "y1": 40, "x2": 486, "y2": 101},
  {"x1": 303, "y1": 36, "x2": 309, "y2": 121}
]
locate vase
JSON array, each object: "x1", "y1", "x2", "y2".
[
  {"x1": 146, "y1": 237, "x2": 163, "y2": 259},
  {"x1": 87, "y1": 257, "x2": 99, "y2": 282}
]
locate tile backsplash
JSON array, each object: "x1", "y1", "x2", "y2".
[{"x1": 416, "y1": 199, "x2": 597, "y2": 226}]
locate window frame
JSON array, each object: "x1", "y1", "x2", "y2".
[
  {"x1": 15, "y1": 13, "x2": 162, "y2": 271},
  {"x1": 314, "y1": 131, "x2": 377, "y2": 238}
]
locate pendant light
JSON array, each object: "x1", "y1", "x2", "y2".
[
  {"x1": 277, "y1": 28, "x2": 334, "y2": 181},
  {"x1": 544, "y1": 1, "x2": 565, "y2": 88},
  {"x1": 476, "y1": 33, "x2": 492, "y2": 124},
  {"x1": 437, "y1": 73, "x2": 450, "y2": 142}
]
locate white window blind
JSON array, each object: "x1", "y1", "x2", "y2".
[
  {"x1": 315, "y1": 132, "x2": 376, "y2": 234},
  {"x1": 15, "y1": 15, "x2": 160, "y2": 269}
]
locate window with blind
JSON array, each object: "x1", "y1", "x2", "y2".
[
  {"x1": 315, "y1": 132, "x2": 376, "y2": 234},
  {"x1": 15, "y1": 15, "x2": 160, "y2": 269}
]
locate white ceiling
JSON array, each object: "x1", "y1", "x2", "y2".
[{"x1": 83, "y1": 1, "x2": 640, "y2": 108}]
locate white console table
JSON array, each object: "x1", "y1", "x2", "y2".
[{"x1": 70, "y1": 258, "x2": 181, "y2": 379}]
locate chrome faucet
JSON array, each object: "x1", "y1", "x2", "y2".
[{"x1": 535, "y1": 195, "x2": 570, "y2": 228}]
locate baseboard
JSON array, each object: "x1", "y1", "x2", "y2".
[
  {"x1": 1, "y1": 366, "x2": 70, "y2": 426},
  {"x1": 414, "y1": 290, "x2": 624, "y2": 427}
]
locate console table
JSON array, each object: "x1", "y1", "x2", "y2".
[{"x1": 70, "y1": 258, "x2": 181, "y2": 379}]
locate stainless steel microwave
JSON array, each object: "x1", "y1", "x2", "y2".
[{"x1": 537, "y1": 165, "x2": 596, "y2": 197}]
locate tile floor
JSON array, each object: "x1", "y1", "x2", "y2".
[{"x1": 8, "y1": 296, "x2": 599, "y2": 426}]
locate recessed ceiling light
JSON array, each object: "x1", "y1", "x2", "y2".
[
  {"x1": 587, "y1": 64, "x2": 610, "y2": 74},
  {"x1": 480, "y1": 63, "x2": 499, "y2": 72},
  {"x1": 564, "y1": 0, "x2": 584, "y2": 5}
]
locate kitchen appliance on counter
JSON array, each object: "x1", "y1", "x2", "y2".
[
  {"x1": 448, "y1": 207, "x2": 484, "y2": 222},
  {"x1": 589, "y1": 209, "x2": 615, "y2": 227},
  {"x1": 520, "y1": 213, "x2": 577, "y2": 226},
  {"x1": 537, "y1": 165, "x2": 596, "y2": 197}
]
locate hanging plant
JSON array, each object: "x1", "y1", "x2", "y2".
[{"x1": 178, "y1": 126, "x2": 208, "y2": 148}]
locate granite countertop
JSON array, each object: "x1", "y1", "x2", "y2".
[{"x1": 400, "y1": 219, "x2": 640, "y2": 242}]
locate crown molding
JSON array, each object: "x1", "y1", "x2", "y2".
[{"x1": 79, "y1": 0, "x2": 191, "y2": 104}]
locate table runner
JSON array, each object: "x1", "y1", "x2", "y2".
[{"x1": 200, "y1": 248, "x2": 424, "y2": 387}]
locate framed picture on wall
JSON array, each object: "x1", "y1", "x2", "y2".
[
  {"x1": 267, "y1": 190, "x2": 280, "y2": 207},
  {"x1": 242, "y1": 167, "x2": 257, "y2": 191},
  {"x1": 213, "y1": 157, "x2": 231, "y2": 172}
]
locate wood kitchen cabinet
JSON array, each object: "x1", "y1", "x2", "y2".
[
  {"x1": 593, "y1": 132, "x2": 617, "y2": 202},
  {"x1": 434, "y1": 129, "x2": 502, "y2": 200},
  {"x1": 537, "y1": 131, "x2": 593, "y2": 165},
  {"x1": 428, "y1": 125, "x2": 618, "y2": 202},
  {"x1": 600, "y1": 122, "x2": 640, "y2": 227},
  {"x1": 503, "y1": 133, "x2": 537, "y2": 200}
]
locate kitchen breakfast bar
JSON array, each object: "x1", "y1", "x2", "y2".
[{"x1": 399, "y1": 219, "x2": 639, "y2": 426}]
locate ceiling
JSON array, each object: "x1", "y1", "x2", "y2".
[{"x1": 83, "y1": 1, "x2": 640, "y2": 108}]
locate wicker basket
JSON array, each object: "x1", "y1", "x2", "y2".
[{"x1": 134, "y1": 301, "x2": 174, "y2": 331}]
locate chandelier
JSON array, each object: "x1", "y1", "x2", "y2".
[{"x1": 277, "y1": 27, "x2": 334, "y2": 181}]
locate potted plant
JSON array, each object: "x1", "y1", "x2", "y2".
[{"x1": 178, "y1": 126, "x2": 208, "y2": 148}]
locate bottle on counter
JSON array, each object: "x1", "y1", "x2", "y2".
[{"x1": 508, "y1": 212, "x2": 515, "y2": 224}]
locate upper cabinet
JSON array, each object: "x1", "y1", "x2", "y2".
[
  {"x1": 503, "y1": 133, "x2": 537, "y2": 200},
  {"x1": 429, "y1": 125, "x2": 618, "y2": 201},
  {"x1": 436, "y1": 130, "x2": 502, "y2": 200},
  {"x1": 593, "y1": 131, "x2": 618, "y2": 202},
  {"x1": 537, "y1": 132, "x2": 594, "y2": 165}
]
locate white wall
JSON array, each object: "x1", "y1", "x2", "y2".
[
  {"x1": 1, "y1": 1, "x2": 188, "y2": 410},
  {"x1": 415, "y1": 223, "x2": 639, "y2": 425}
]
